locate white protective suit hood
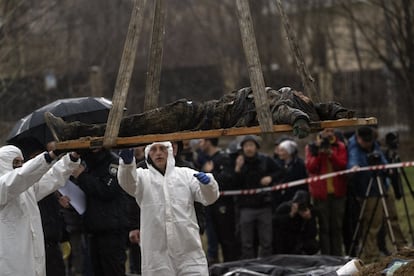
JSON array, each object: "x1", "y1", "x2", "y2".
[
  {"x1": 0, "y1": 146, "x2": 80, "y2": 276},
  {"x1": 0, "y1": 145, "x2": 23, "y2": 177},
  {"x1": 144, "y1": 141, "x2": 175, "y2": 174}
]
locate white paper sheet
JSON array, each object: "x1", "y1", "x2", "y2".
[{"x1": 59, "y1": 180, "x2": 86, "y2": 215}]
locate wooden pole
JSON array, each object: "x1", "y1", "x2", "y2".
[
  {"x1": 275, "y1": 0, "x2": 320, "y2": 101},
  {"x1": 143, "y1": 0, "x2": 166, "y2": 111},
  {"x1": 235, "y1": 0, "x2": 273, "y2": 133},
  {"x1": 103, "y1": 0, "x2": 147, "y2": 148}
]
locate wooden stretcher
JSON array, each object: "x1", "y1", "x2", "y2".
[{"x1": 54, "y1": 117, "x2": 377, "y2": 150}]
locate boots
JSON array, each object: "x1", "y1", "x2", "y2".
[{"x1": 44, "y1": 112, "x2": 76, "y2": 142}]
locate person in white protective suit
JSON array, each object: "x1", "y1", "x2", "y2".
[
  {"x1": 117, "y1": 141, "x2": 220, "y2": 276},
  {"x1": 0, "y1": 145, "x2": 80, "y2": 276}
]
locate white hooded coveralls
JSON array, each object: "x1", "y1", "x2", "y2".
[
  {"x1": 0, "y1": 146, "x2": 80, "y2": 276},
  {"x1": 118, "y1": 141, "x2": 219, "y2": 276}
]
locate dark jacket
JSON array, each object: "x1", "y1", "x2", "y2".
[
  {"x1": 347, "y1": 135, "x2": 389, "y2": 197},
  {"x1": 202, "y1": 150, "x2": 236, "y2": 208},
  {"x1": 76, "y1": 150, "x2": 128, "y2": 234},
  {"x1": 273, "y1": 156, "x2": 308, "y2": 207},
  {"x1": 273, "y1": 201, "x2": 318, "y2": 254},
  {"x1": 234, "y1": 153, "x2": 280, "y2": 208},
  {"x1": 38, "y1": 192, "x2": 65, "y2": 244},
  {"x1": 206, "y1": 150, "x2": 234, "y2": 191}
]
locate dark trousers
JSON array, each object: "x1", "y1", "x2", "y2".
[
  {"x1": 45, "y1": 243, "x2": 66, "y2": 276},
  {"x1": 89, "y1": 231, "x2": 128, "y2": 276},
  {"x1": 239, "y1": 207, "x2": 272, "y2": 259},
  {"x1": 206, "y1": 200, "x2": 240, "y2": 262},
  {"x1": 314, "y1": 195, "x2": 346, "y2": 256},
  {"x1": 128, "y1": 243, "x2": 141, "y2": 274}
]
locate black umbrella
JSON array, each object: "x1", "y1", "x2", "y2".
[{"x1": 7, "y1": 97, "x2": 114, "y2": 151}]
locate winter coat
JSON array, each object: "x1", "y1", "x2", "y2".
[
  {"x1": 347, "y1": 135, "x2": 389, "y2": 197},
  {"x1": 273, "y1": 156, "x2": 308, "y2": 207},
  {"x1": 234, "y1": 153, "x2": 280, "y2": 208},
  {"x1": 75, "y1": 150, "x2": 129, "y2": 233},
  {"x1": 0, "y1": 146, "x2": 80, "y2": 276},
  {"x1": 273, "y1": 201, "x2": 318, "y2": 255},
  {"x1": 305, "y1": 141, "x2": 348, "y2": 200},
  {"x1": 118, "y1": 141, "x2": 219, "y2": 276}
]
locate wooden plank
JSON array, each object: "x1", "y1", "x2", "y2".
[
  {"x1": 103, "y1": 0, "x2": 147, "y2": 148},
  {"x1": 235, "y1": 0, "x2": 273, "y2": 133},
  {"x1": 143, "y1": 0, "x2": 166, "y2": 111},
  {"x1": 55, "y1": 117, "x2": 377, "y2": 150}
]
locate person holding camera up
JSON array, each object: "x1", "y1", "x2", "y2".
[
  {"x1": 347, "y1": 126, "x2": 406, "y2": 263},
  {"x1": 273, "y1": 190, "x2": 319, "y2": 255},
  {"x1": 305, "y1": 128, "x2": 348, "y2": 256}
]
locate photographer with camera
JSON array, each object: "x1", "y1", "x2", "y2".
[
  {"x1": 347, "y1": 126, "x2": 406, "y2": 263},
  {"x1": 305, "y1": 128, "x2": 348, "y2": 256}
]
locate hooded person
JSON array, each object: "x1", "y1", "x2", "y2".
[
  {"x1": 117, "y1": 141, "x2": 219, "y2": 276},
  {"x1": 0, "y1": 145, "x2": 80, "y2": 276}
]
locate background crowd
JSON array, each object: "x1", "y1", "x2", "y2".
[{"x1": 1, "y1": 126, "x2": 410, "y2": 276}]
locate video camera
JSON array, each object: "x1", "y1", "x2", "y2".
[
  {"x1": 385, "y1": 132, "x2": 399, "y2": 150},
  {"x1": 367, "y1": 150, "x2": 382, "y2": 166}
]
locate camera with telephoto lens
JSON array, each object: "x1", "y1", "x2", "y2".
[
  {"x1": 367, "y1": 151, "x2": 382, "y2": 166},
  {"x1": 320, "y1": 137, "x2": 331, "y2": 150}
]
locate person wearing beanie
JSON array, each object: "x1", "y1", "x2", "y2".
[
  {"x1": 278, "y1": 140, "x2": 297, "y2": 156},
  {"x1": 272, "y1": 139, "x2": 308, "y2": 207},
  {"x1": 234, "y1": 136, "x2": 281, "y2": 259},
  {"x1": 271, "y1": 139, "x2": 308, "y2": 254},
  {"x1": 273, "y1": 135, "x2": 292, "y2": 161}
]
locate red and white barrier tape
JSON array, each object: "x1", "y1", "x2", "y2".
[{"x1": 220, "y1": 161, "x2": 414, "y2": 196}]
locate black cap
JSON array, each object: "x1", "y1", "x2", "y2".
[{"x1": 240, "y1": 135, "x2": 260, "y2": 149}]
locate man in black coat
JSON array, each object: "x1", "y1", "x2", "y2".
[
  {"x1": 234, "y1": 135, "x2": 281, "y2": 259},
  {"x1": 72, "y1": 149, "x2": 129, "y2": 276},
  {"x1": 199, "y1": 138, "x2": 240, "y2": 264},
  {"x1": 38, "y1": 192, "x2": 67, "y2": 276},
  {"x1": 273, "y1": 190, "x2": 319, "y2": 255}
]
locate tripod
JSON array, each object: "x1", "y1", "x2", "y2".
[
  {"x1": 387, "y1": 148, "x2": 414, "y2": 244},
  {"x1": 348, "y1": 170, "x2": 397, "y2": 257}
]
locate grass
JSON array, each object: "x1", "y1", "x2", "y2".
[{"x1": 394, "y1": 166, "x2": 414, "y2": 245}]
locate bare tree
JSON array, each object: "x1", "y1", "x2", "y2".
[{"x1": 338, "y1": 0, "x2": 414, "y2": 123}]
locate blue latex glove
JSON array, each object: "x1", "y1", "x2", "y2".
[
  {"x1": 119, "y1": 148, "x2": 134, "y2": 164},
  {"x1": 194, "y1": 172, "x2": 210, "y2": 185}
]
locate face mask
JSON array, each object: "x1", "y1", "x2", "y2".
[{"x1": 12, "y1": 158, "x2": 23, "y2": 169}]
